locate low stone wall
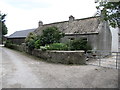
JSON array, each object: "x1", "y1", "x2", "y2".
[
  {"x1": 32, "y1": 49, "x2": 86, "y2": 65},
  {"x1": 5, "y1": 44, "x2": 86, "y2": 65},
  {"x1": 6, "y1": 43, "x2": 26, "y2": 52}
]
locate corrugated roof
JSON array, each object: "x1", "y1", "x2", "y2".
[{"x1": 8, "y1": 28, "x2": 36, "y2": 38}]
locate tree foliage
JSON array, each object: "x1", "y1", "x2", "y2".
[
  {"x1": 69, "y1": 38, "x2": 92, "y2": 52},
  {"x1": 0, "y1": 13, "x2": 8, "y2": 35},
  {"x1": 25, "y1": 27, "x2": 64, "y2": 50},
  {"x1": 95, "y1": 0, "x2": 120, "y2": 28},
  {"x1": 39, "y1": 26, "x2": 64, "y2": 46},
  {"x1": 25, "y1": 32, "x2": 37, "y2": 50}
]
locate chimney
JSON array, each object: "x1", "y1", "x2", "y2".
[
  {"x1": 38, "y1": 21, "x2": 43, "y2": 27},
  {"x1": 69, "y1": 15, "x2": 75, "y2": 22}
]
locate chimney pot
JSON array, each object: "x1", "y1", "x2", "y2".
[
  {"x1": 69, "y1": 15, "x2": 75, "y2": 22},
  {"x1": 38, "y1": 21, "x2": 43, "y2": 27}
]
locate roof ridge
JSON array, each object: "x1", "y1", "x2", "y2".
[
  {"x1": 43, "y1": 16, "x2": 100, "y2": 26},
  {"x1": 16, "y1": 28, "x2": 36, "y2": 32}
]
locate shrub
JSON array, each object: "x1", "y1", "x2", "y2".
[
  {"x1": 25, "y1": 32, "x2": 37, "y2": 50},
  {"x1": 47, "y1": 43, "x2": 68, "y2": 50},
  {"x1": 25, "y1": 32, "x2": 37, "y2": 43},
  {"x1": 4, "y1": 40, "x2": 12, "y2": 48},
  {"x1": 27, "y1": 39, "x2": 36, "y2": 50},
  {"x1": 25, "y1": 27, "x2": 65, "y2": 50},
  {"x1": 4, "y1": 40, "x2": 19, "y2": 49},
  {"x1": 34, "y1": 40, "x2": 41, "y2": 49},
  {"x1": 40, "y1": 46, "x2": 47, "y2": 51},
  {"x1": 39, "y1": 26, "x2": 64, "y2": 46},
  {"x1": 69, "y1": 38, "x2": 92, "y2": 52}
]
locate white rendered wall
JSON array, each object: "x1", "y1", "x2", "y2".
[{"x1": 110, "y1": 27, "x2": 119, "y2": 52}]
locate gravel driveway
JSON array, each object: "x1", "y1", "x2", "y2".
[{"x1": 0, "y1": 46, "x2": 118, "y2": 88}]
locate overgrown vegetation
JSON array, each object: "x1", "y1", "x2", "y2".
[
  {"x1": 95, "y1": 0, "x2": 120, "y2": 28},
  {"x1": 68, "y1": 38, "x2": 92, "y2": 52}
]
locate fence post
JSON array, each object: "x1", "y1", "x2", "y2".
[
  {"x1": 99, "y1": 52, "x2": 101, "y2": 67},
  {"x1": 116, "y1": 52, "x2": 118, "y2": 69}
]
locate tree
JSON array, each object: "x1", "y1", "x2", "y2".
[
  {"x1": 0, "y1": 13, "x2": 8, "y2": 35},
  {"x1": 40, "y1": 26, "x2": 64, "y2": 46},
  {"x1": 95, "y1": 0, "x2": 120, "y2": 28},
  {"x1": 25, "y1": 32, "x2": 37, "y2": 50}
]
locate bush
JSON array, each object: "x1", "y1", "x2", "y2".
[
  {"x1": 4, "y1": 40, "x2": 12, "y2": 48},
  {"x1": 25, "y1": 32, "x2": 37, "y2": 50},
  {"x1": 39, "y1": 26, "x2": 64, "y2": 46},
  {"x1": 47, "y1": 43, "x2": 68, "y2": 50},
  {"x1": 40, "y1": 46, "x2": 47, "y2": 51},
  {"x1": 25, "y1": 32, "x2": 37, "y2": 43},
  {"x1": 34, "y1": 40, "x2": 41, "y2": 49},
  {"x1": 4, "y1": 40, "x2": 19, "y2": 49},
  {"x1": 27, "y1": 40, "x2": 36, "y2": 50},
  {"x1": 69, "y1": 38, "x2": 92, "y2": 52}
]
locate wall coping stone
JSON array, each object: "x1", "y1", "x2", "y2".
[{"x1": 49, "y1": 50, "x2": 85, "y2": 53}]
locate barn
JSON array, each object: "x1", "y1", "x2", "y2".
[{"x1": 7, "y1": 29, "x2": 36, "y2": 45}]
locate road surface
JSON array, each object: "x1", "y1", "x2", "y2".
[{"x1": 0, "y1": 46, "x2": 118, "y2": 88}]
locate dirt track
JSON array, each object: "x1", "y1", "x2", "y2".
[{"x1": 1, "y1": 46, "x2": 118, "y2": 88}]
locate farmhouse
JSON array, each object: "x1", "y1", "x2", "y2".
[
  {"x1": 7, "y1": 15, "x2": 115, "y2": 52},
  {"x1": 7, "y1": 28, "x2": 36, "y2": 45},
  {"x1": 34, "y1": 16, "x2": 112, "y2": 51}
]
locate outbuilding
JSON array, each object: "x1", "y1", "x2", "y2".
[{"x1": 7, "y1": 29, "x2": 36, "y2": 45}]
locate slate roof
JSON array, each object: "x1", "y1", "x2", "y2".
[
  {"x1": 34, "y1": 16, "x2": 100, "y2": 35},
  {"x1": 8, "y1": 28, "x2": 36, "y2": 38}
]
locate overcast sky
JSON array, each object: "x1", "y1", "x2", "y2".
[{"x1": 0, "y1": 0, "x2": 97, "y2": 35}]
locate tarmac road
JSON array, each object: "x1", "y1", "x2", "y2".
[{"x1": 0, "y1": 46, "x2": 118, "y2": 88}]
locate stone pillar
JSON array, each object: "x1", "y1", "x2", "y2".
[{"x1": 69, "y1": 15, "x2": 75, "y2": 23}]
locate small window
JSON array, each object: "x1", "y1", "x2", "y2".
[
  {"x1": 70, "y1": 38, "x2": 75, "y2": 40},
  {"x1": 82, "y1": 38, "x2": 87, "y2": 40}
]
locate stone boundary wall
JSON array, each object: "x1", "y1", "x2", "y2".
[
  {"x1": 6, "y1": 44, "x2": 86, "y2": 65},
  {"x1": 32, "y1": 49, "x2": 86, "y2": 65}
]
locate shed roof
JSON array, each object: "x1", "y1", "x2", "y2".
[{"x1": 8, "y1": 28, "x2": 36, "y2": 38}]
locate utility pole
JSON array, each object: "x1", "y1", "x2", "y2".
[{"x1": 0, "y1": 11, "x2": 2, "y2": 44}]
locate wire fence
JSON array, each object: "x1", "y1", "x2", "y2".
[{"x1": 86, "y1": 50, "x2": 120, "y2": 69}]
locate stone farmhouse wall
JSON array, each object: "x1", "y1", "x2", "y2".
[{"x1": 61, "y1": 33, "x2": 98, "y2": 50}]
